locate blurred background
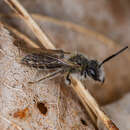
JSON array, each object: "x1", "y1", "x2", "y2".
[{"x1": 0, "y1": 0, "x2": 130, "y2": 129}]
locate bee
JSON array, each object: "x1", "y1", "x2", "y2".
[{"x1": 21, "y1": 46, "x2": 128, "y2": 84}]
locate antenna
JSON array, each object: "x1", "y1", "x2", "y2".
[{"x1": 99, "y1": 46, "x2": 128, "y2": 67}]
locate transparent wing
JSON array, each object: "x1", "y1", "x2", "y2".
[
  {"x1": 22, "y1": 52, "x2": 79, "y2": 70},
  {"x1": 14, "y1": 40, "x2": 70, "y2": 57}
]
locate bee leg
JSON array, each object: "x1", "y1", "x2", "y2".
[
  {"x1": 28, "y1": 69, "x2": 63, "y2": 84},
  {"x1": 65, "y1": 71, "x2": 71, "y2": 85},
  {"x1": 81, "y1": 69, "x2": 84, "y2": 76},
  {"x1": 84, "y1": 72, "x2": 87, "y2": 78}
]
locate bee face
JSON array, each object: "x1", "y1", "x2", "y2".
[{"x1": 85, "y1": 60, "x2": 105, "y2": 83}]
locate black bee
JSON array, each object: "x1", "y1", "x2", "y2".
[{"x1": 21, "y1": 46, "x2": 128, "y2": 84}]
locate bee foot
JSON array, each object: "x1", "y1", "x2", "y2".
[{"x1": 65, "y1": 78, "x2": 71, "y2": 85}]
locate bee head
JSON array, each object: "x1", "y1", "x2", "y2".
[
  {"x1": 84, "y1": 46, "x2": 128, "y2": 83},
  {"x1": 85, "y1": 60, "x2": 105, "y2": 83}
]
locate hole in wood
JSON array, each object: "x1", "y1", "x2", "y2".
[
  {"x1": 80, "y1": 118, "x2": 87, "y2": 126},
  {"x1": 37, "y1": 102, "x2": 48, "y2": 115}
]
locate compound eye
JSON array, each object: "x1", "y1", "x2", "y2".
[{"x1": 89, "y1": 69, "x2": 96, "y2": 77}]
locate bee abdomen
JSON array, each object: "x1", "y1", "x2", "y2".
[
  {"x1": 21, "y1": 53, "x2": 63, "y2": 69},
  {"x1": 21, "y1": 54, "x2": 45, "y2": 69}
]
